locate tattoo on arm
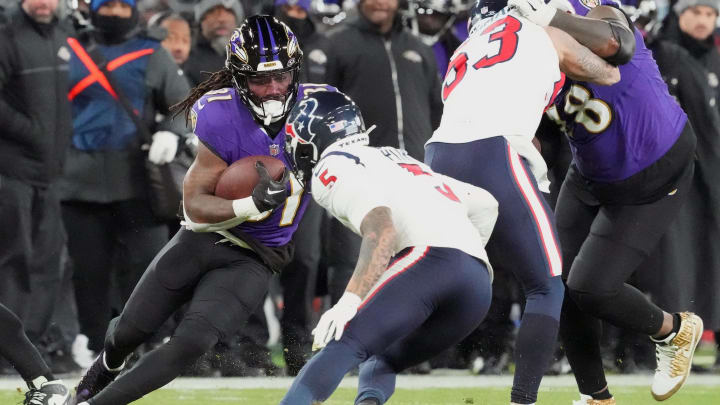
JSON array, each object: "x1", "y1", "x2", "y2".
[
  {"x1": 570, "y1": 44, "x2": 620, "y2": 85},
  {"x1": 577, "y1": 47, "x2": 609, "y2": 78},
  {"x1": 345, "y1": 207, "x2": 397, "y2": 299}
]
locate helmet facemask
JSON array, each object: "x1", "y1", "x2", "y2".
[
  {"x1": 284, "y1": 132, "x2": 318, "y2": 186},
  {"x1": 231, "y1": 67, "x2": 301, "y2": 126}
]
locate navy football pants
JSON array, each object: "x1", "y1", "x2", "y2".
[
  {"x1": 280, "y1": 247, "x2": 491, "y2": 405},
  {"x1": 425, "y1": 138, "x2": 565, "y2": 404}
]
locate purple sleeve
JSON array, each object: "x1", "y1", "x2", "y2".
[
  {"x1": 191, "y1": 92, "x2": 238, "y2": 164},
  {"x1": 568, "y1": 0, "x2": 622, "y2": 16},
  {"x1": 298, "y1": 83, "x2": 338, "y2": 98}
]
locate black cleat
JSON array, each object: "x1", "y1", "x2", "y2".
[
  {"x1": 75, "y1": 353, "x2": 123, "y2": 403},
  {"x1": 24, "y1": 380, "x2": 71, "y2": 405}
]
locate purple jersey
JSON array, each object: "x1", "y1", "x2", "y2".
[
  {"x1": 549, "y1": 0, "x2": 687, "y2": 182},
  {"x1": 191, "y1": 83, "x2": 336, "y2": 246}
]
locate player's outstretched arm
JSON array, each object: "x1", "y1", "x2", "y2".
[
  {"x1": 551, "y1": 6, "x2": 635, "y2": 65},
  {"x1": 511, "y1": 0, "x2": 635, "y2": 65},
  {"x1": 547, "y1": 26, "x2": 620, "y2": 86},
  {"x1": 183, "y1": 143, "x2": 242, "y2": 224}
]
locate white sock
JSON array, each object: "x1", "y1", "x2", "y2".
[{"x1": 29, "y1": 376, "x2": 48, "y2": 389}]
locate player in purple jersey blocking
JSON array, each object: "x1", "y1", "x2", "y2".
[
  {"x1": 71, "y1": 15, "x2": 334, "y2": 405},
  {"x1": 510, "y1": 0, "x2": 704, "y2": 403}
]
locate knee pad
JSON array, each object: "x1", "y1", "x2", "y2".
[
  {"x1": 172, "y1": 316, "x2": 221, "y2": 358},
  {"x1": 524, "y1": 276, "x2": 565, "y2": 320},
  {"x1": 567, "y1": 287, "x2": 617, "y2": 318}
]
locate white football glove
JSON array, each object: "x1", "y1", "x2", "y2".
[
  {"x1": 148, "y1": 131, "x2": 179, "y2": 165},
  {"x1": 509, "y1": 0, "x2": 557, "y2": 26},
  {"x1": 311, "y1": 292, "x2": 361, "y2": 351}
]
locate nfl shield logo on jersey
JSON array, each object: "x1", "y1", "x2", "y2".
[{"x1": 269, "y1": 144, "x2": 281, "y2": 156}]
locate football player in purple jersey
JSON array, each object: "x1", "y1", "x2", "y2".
[
  {"x1": 72, "y1": 15, "x2": 335, "y2": 405},
  {"x1": 510, "y1": 0, "x2": 704, "y2": 403}
]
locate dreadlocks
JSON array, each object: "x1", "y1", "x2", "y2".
[{"x1": 171, "y1": 68, "x2": 234, "y2": 125}]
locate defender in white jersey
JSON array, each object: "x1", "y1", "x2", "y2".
[
  {"x1": 423, "y1": 2, "x2": 621, "y2": 404},
  {"x1": 280, "y1": 91, "x2": 497, "y2": 405}
]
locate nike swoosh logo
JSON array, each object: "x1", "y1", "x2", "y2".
[
  {"x1": 197, "y1": 100, "x2": 205, "y2": 110},
  {"x1": 529, "y1": 2, "x2": 537, "y2": 11},
  {"x1": 267, "y1": 189, "x2": 284, "y2": 195}
]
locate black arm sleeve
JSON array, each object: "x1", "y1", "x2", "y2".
[{"x1": 603, "y1": 17, "x2": 636, "y2": 66}]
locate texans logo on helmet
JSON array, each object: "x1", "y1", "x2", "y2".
[{"x1": 291, "y1": 97, "x2": 321, "y2": 142}]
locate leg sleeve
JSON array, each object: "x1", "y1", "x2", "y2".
[
  {"x1": 0, "y1": 303, "x2": 51, "y2": 382},
  {"x1": 555, "y1": 176, "x2": 608, "y2": 396},
  {"x1": 92, "y1": 251, "x2": 272, "y2": 405},
  {"x1": 104, "y1": 230, "x2": 211, "y2": 367}
]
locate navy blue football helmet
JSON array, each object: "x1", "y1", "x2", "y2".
[
  {"x1": 226, "y1": 15, "x2": 303, "y2": 126},
  {"x1": 285, "y1": 91, "x2": 369, "y2": 184},
  {"x1": 469, "y1": 0, "x2": 508, "y2": 31}
]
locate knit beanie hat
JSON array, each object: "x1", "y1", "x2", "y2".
[
  {"x1": 674, "y1": 0, "x2": 720, "y2": 15},
  {"x1": 91, "y1": 0, "x2": 136, "y2": 12}
]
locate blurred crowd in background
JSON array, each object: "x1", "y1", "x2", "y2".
[{"x1": 1, "y1": 0, "x2": 720, "y2": 381}]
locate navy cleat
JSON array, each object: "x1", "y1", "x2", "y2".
[
  {"x1": 24, "y1": 379, "x2": 71, "y2": 405},
  {"x1": 75, "y1": 352, "x2": 124, "y2": 403}
]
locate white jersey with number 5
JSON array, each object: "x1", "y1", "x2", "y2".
[
  {"x1": 427, "y1": 7, "x2": 563, "y2": 191},
  {"x1": 311, "y1": 143, "x2": 498, "y2": 277}
]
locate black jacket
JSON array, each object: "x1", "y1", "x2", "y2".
[
  {"x1": 641, "y1": 30, "x2": 720, "y2": 329},
  {"x1": 0, "y1": 9, "x2": 74, "y2": 186},
  {"x1": 653, "y1": 33, "x2": 720, "y2": 142},
  {"x1": 183, "y1": 33, "x2": 225, "y2": 87},
  {"x1": 324, "y1": 12, "x2": 443, "y2": 160},
  {"x1": 292, "y1": 18, "x2": 329, "y2": 84}
]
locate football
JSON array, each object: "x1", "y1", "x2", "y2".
[{"x1": 214, "y1": 155, "x2": 287, "y2": 200}]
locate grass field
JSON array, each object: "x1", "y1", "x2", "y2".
[
  {"x1": 1, "y1": 345, "x2": 716, "y2": 404},
  {"x1": 2, "y1": 385, "x2": 719, "y2": 404}
]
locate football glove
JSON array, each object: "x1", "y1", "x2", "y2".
[
  {"x1": 312, "y1": 292, "x2": 362, "y2": 350},
  {"x1": 509, "y1": 0, "x2": 557, "y2": 26},
  {"x1": 148, "y1": 131, "x2": 179, "y2": 164},
  {"x1": 251, "y1": 161, "x2": 290, "y2": 212}
]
